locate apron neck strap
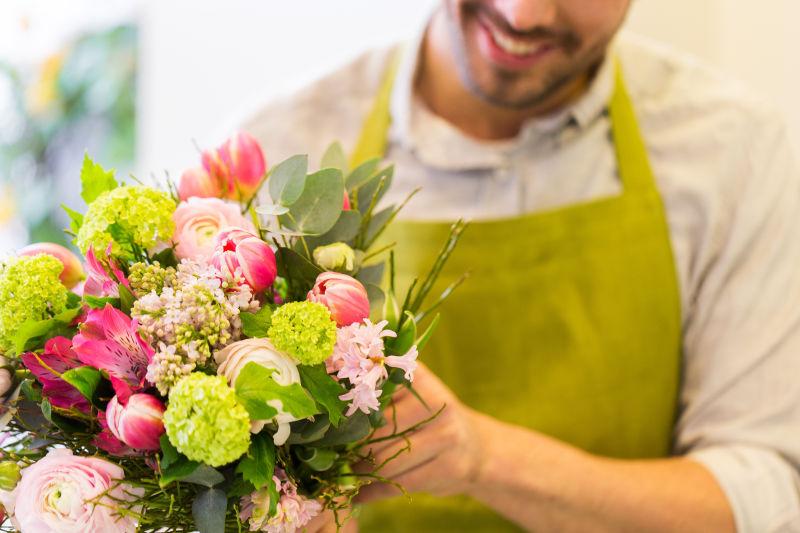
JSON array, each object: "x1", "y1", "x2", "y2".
[{"x1": 350, "y1": 51, "x2": 657, "y2": 195}]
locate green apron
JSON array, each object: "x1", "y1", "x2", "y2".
[{"x1": 351, "y1": 55, "x2": 682, "y2": 532}]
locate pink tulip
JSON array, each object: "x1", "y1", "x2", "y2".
[
  {"x1": 212, "y1": 228, "x2": 277, "y2": 293},
  {"x1": 220, "y1": 131, "x2": 266, "y2": 200},
  {"x1": 342, "y1": 191, "x2": 351, "y2": 211},
  {"x1": 307, "y1": 272, "x2": 370, "y2": 327},
  {"x1": 18, "y1": 242, "x2": 84, "y2": 289},
  {"x1": 178, "y1": 166, "x2": 223, "y2": 200},
  {"x1": 106, "y1": 393, "x2": 165, "y2": 451}
]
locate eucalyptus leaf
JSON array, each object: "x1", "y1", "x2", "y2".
[
  {"x1": 345, "y1": 157, "x2": 380, "y2": 190},
  {"x1": 255, "y1": 204, "x2": 291, "y2": 216},
  {"x1": 179, "y1": 465, "x2": 225, "y2": 488},
  {"x1": 312, "y1": 411, "x2": 371, "y2": 447},
  {"x1": 365, "y1": 206, "x2": 394, "y2": 244},
  {"x1": 286, "y1": 415, "x2": 331, "y2": 445},
  {"x1": 365, "y1": 283, "x2": 385, "y2": 320},
  {"x1": 268, "y1": 154, "x2": 308, "y2": 206},
  {"x1": 159, "y1": 458, "x2": 200, "y2": 487},
  {"x1": 352, "y1": 165, "x2": 393, "y2": 214},
  {"x1": 320, "y1": 141, "x2": 349, "y2": 174},
  {"x1": 281, "y1": 168, "x2": 344, "y2": 235},
  {"x1": 356, "y1": 262, "x2": 385, "y2": 287},
  {"x1": 305, "y1": 210, "x2": 362, "y2": 249},
  {"x1": 192, "y1": 487, "x2": 227, "y2": 533}
]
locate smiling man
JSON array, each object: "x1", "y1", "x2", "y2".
[{"x1": 243, "y1": 1, "x2": 800, "y2": 532}]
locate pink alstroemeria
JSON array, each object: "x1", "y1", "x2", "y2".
[
  {"x1": 82, "y1": 245, "x2": 129, "y2": 297},
  {"x1": 21, "y1": 337, "x2": 90, "y2": 413},
  {"x1": 72, "y1": 305, "x2": 154, "y2": 402}
]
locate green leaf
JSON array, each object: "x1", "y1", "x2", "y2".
[
  {"x1": 80, "y1": 153, "x2": 117, "y2": 204},
  {"x1": 313, "y1": 411, "x2": 371, "y2": 447},
  {"x1": 61, "y1": 366, "x2": 102, "y2": 403},
  {"x1": 356, "y1": 262, "x2": 385, "y2": 287},
  {"x1": 387, "y1": 311, "x2": 416, "y2": 355},
  {"x1": 383, "y1": 288, "x2": 400, "y2": 332},
  {"x1": 305, "y1": 210, "x2": 362, "y2": 249},
  {"x1": 240, "y1": 306, "x2": 273, "y2": 338},
  {"x1": 286, "y1": 415, "x2": 331, "y2": 445},
  {"x1": 415, "y1": 313, "x2": 441, "y2": 352},
  {"x1": 275, "y1": 247, "x2": 323, "y2": 300},
  {"x1": 159, "y1": 458, "x2": 201, "y2": 488},
  {"x1": 192, "y1": 487, "x2": 227, "y2": 533},
  {"x1": 235, "y1": 362, "x2": 318, "y2": 421},
  {"x1": 297, "y1": 447, "x2": 338, "y2": 471},
  {"x1": 151, "y1": 247, "x2": 178, "y2": 268},
  {"x1": 83, "y1": 295, "x2": 121, "y2": 309},
  {"x1": 12, "y1": 306, "x2": 82, "y2": 355},
  {"x1": 20, "y1": 380, "x2": 42, "y2": 403},
  {"x1": 118, "y1": 284, "x2": 135, "y2": 315},
  {"x1": 352, "y1": 165, "x2": 393, "y2": 215},
  {"x1": 268, "y1": 154, "x2": 308, "y2": 206},
  {"x1": 40, "y1": 398, "x2": 52, "y2": 422},
  {"x1": 160, "y1": 434, "x2": 180, "y2": 469},
  {"x1": 281, "y1": 168, "x2": 344, "y2": 235},
  {"x1": 236, "y1": 432, "x2": 276, "y2": 490},
  {"x1": 321, "y1": 141, "x2": 349, "y2": 175},
  {"x1": 298, "y1": 364, "x2": 347, "y2": 427},
  {"x1": 179, "y1": 465, "x2": 225, "y2": 488},
  {"x1": 61, "y1": 204, "x2": 84, "y2": 234},
  {"x1": 365, "y1": 206, "x2": 394, "y2": 244},
  {"x1": 345, "y1": 157, "x2": 380, "y2": 190}
]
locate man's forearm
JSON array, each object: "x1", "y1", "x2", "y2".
[{"x1": 467, "y1": 411, "x2": 736, "y2": 533}]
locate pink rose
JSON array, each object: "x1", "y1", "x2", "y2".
[
  {"x1": 307, "y1": 272, "x2": 370, "y2": 327},
  {"x1": 0, "y1": 448, "x2": 144, "y2": 532},
  {"x1": 212, "y1": 228, "x2": 277, "y2": 293},
  {"x1": 173, "y1": 197, "x2": 255, "y2": 260},
  {"x1": 106, "y1": 393, "x2": 166, "y2": 451}
]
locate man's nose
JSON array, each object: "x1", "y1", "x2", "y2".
[{"x1": 493, "y1": 0, "x2": 558, "y2": 32}]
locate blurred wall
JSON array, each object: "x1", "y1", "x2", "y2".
[{"x1": 138, "y1": 1, "x2": 800, "y2": 177}]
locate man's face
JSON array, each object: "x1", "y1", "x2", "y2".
[{"x1": 442, "y1": 0, "x2": 631, "y2": 108}]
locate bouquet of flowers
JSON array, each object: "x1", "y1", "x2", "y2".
[{"x1": 0, "y1": 133, "x2": 464, "y2": 532}]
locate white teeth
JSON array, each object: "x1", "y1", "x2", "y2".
[{"x1": 488, "y1": 25, "x2": 545, "y2": 56}]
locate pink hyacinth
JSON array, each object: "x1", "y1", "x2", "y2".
[
  {"x1": 212, "y1": 227, "x2": 277, "y2": 293},
  {"x1": 21, "y1": 337, "x2": 89, "y2": 413},
  {"x1": 82, "y1": 245, "x2": 129, "y2": 297},
  {"x1": 240, "y1": 468, "x2": 322, "y2": 533},
  {"x1": 327, "y1": 319, "x2": 418, "y2": 416},
  {"x1": 72, "y1": 305, "x2": 154, "y2": 402}
]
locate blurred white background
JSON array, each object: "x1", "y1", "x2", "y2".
[{"x1": 1, "y1": 0, "x2": 799, "y2": 250}]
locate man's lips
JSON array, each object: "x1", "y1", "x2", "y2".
[{"x1": 474, "y1": 14, "x2": 557, "y2": 70}]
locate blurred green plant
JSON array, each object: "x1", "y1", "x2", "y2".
[{"x1": 0, "y1": 24, "x2": 137, "y2": 247}]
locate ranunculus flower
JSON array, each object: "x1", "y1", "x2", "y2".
[
  {"x1": 0, "y1": 448, "x2": 143, "y2": 533},
  {"x1": 307, "y1": 272, "x2": 370, "y2": 327},
  {"x1": 177, "y1": 166, "x2": 223, "y2": 200},
  {"x1": 212, "y1": 228, "x2": 277, "y2": 293},
  {"x1": 18, "y1": 242, "x2": 84, "y2": 289},
  {"x1": 173, "y1": 197, "x2": 255, "y2": 260},
  {"x1": 203, "y1": 132, "x2": 266, "y2": 201},
  {"x1": 72, "y1": 304, "x2": 154, "y2": 402},
  {"x1": 21, "y1": 336, "x2": 89, "y2": 413},
  {"x1": 215, "y1": 338, "x2": 302, "y2": 444},
  {"x1": 106, "y1": 393, "x2": 166, "y2": 451}
]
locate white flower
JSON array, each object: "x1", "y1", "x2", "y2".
[{"x1": 215, "y1": 338, "x2": 302, "y2": 445}]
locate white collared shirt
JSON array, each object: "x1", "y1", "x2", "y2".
[{"x1": 243, "y1": 30, "x2": 800, "y2": 533}]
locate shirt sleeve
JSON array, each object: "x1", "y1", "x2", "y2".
[{"x1": 675, "y1": 108, "x2": 800, "y2": 532}]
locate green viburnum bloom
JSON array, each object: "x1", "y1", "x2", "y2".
[
  {"x1": 76, "y1": 186, "x2": 176, "y2": 258},
  {"x1": 164, "y1": 373, "x2": 250, "y2": 467},
  {"x1": 268, "y1": 301, "x2": 337, "y2": 365},
  {"x1": 0, "y1": 255, "x2": 68, "y2": 354}
]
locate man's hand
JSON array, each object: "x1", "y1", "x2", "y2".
[{"x1": 356, "y1": 363, "x2": 484, "y2": 502}]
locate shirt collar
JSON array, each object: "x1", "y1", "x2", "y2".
[{"x1": 389, "y1": 21, "x2": 616, "y2": 170}]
